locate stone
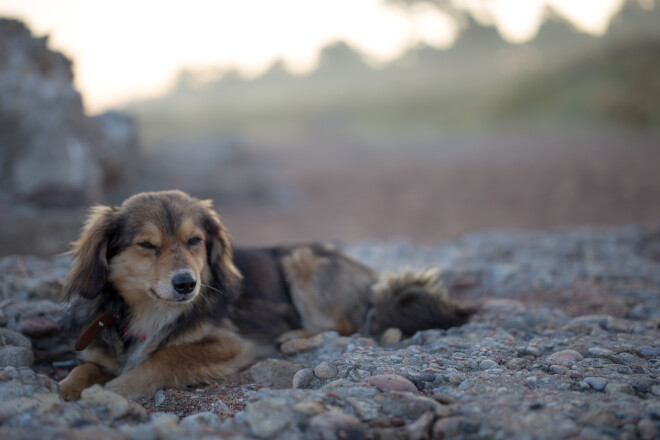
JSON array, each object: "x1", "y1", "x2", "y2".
[
  {"x1": 637, "y1": 346, "x2": 660, "y2": 358},
  {"x1": 244, "y1": 398, "x2": 295, "y2": 437},
  {"x1": 292, "y1": 368, "x2": 315, "y2": 389},
  {"x1": 405, "y1": 411, "x2": 436, "y2": 440},
  {"x1": 479, "y1": 359, "x2": 498, "y2": 371},
  {"x1": 154, "y1": 390, "x2": 165, "y2": 406},
  {"x1": 19, "y1": 316, "x2": 60, "y2": 337},
  {"x1": 314, "y1": 362, "x2": 338, "y2": 380},
  {"x1": 381, "y1": 392, "x2": 446, "y2": 421},
  {"x1": 433, "y1": 416, "x2": 464, "y2": 439},
  {"x1": 380, "y1": 328, "x2": 403, "y2": 346},
  {"x1": 604, "y1": 383, "x2": 635, "y2": 395},
  {"x1": 180, "y1": 411, "x2": 222, "y2": 430},
  {"x1": 637, "y1": 419, "x2": 657, "y2": 440},
  {"x1": 347, "y1": 397, "x2": 381, "y2": 421},
  {"x1": 587, "y1": 347, "x2": 613, "y2": 357},
  {"x1": 0, "y1": 328, "x2": 32, "y2": 349},
  {"x1": 547, "y1": 350, "x2": 583, "y2": 364},
  {"x1": 80, "y1": 385, "x2": 146, "y2": 421},
  {"x1": 0, "y1": 346, "x2": 34, "y2": 367},
  {"x1": 362, "y1": 375, "x2": 419, "y2": 394},
  {"x1": 308, "y1": 411, "x2": 364, "y2": 440},
  {"x1": 584, "y1": 377, "x2": 608, "y2": 391},
  {"x1": 506, "y1": 358, "x2": 529, "y2": 370},
  {"x1": 249, "y1": 358, "x2": 305, "y2": 389}
]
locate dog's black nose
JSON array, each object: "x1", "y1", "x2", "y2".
[{"x1": 172, "y1": 271, "x2": 197, "y2": 294}]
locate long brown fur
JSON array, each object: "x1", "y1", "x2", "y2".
[{"x1": 59, "y1": 190, "x2": 472, "y2": 401}]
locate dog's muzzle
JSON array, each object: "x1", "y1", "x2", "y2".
[{"x1": 172, "y1": 270, "x2": 197, "y2": 295}]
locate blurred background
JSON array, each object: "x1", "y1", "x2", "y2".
[{"x1": 0, "y1": 0, "x2": 659, "y2": 256}]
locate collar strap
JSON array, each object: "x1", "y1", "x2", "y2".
[{"x1": 75, "y1": 311, "x2": 116, "y2": 351}]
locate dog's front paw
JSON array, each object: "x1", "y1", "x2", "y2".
[{"x1": 58, "y1": 378, "x2": 84, "y2": 401}]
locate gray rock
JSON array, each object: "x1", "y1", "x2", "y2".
[
  {"x1": 244, "y1": 398, "x2": 295, "y2": 437},
  {"x1": 479, "y1": 359, "x2": 498, "y2": 370},
  {"x1": 584, "y1": 377, "x2": 608, "y2": 391},
  {"x1": 547, "y1": 350, "x2": 583, "y2": 364},
  {"x1": 292, "y1": 368, "x2": 314, "y2": 389},
  {"x1": 154, "y1": 390, "x2": 165, "y2": 406},
  {"x1": 0, "y1": 328, "x2": 32, "y2": 349},
  {"x1": 80, "y1": 385, "x2": 147, "y2": 421},
  {"x1": 604, "y1": 383, "x2": 636, "y2": 395},
  {"x1": 362, "y1": 375, "x2": 419, "y2": 394},
  {"x1": 587, "y1": 347, "x2": 613, "y2": 357},
  {"x1": 249, "y1": 358, "x2": 305, "y2": 389},
  {"x1": 637, "y1": 346, "x2": 660, "y2": 358},
  {"x1": 308, "y1": 411, "x2": 364, "y2": 440},
  {"x1": 0, "y1": 346, "x2": 34, "y2": 367},
  {"x1": 314, "y1": 362, "x2": 338, "y2": 380},
  {"x1": 380, "y1": 328, "x2": 403, "y2": 346},
  {"x1": 180, "y1": 411, "x2": 222, "y2": 430}
]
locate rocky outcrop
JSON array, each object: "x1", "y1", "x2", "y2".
[
  {"x1": 0, "y1": 19, "x2": 138, "y2": 207},
  {"x1": 0, "y1": 225, "x2": 659, "y2": 439}
]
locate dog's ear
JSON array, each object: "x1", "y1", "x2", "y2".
[
  {"x1": 64, "y1": 205, "x2": 118, "y2": 301},
  {"x1": 201, "y1": 201, "x2": 242, "y2": 301}
]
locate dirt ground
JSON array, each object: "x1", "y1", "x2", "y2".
[
  {"x1": 195, "y1": 128, "x2": 660, "y2": 247},
  {"x1": 2, "y1": 126, "x2": 659, "y2": 256}
]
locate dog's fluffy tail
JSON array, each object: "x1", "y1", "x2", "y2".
[{"x1": 363, "y1": 267, "x2": 474, "y2": 337}]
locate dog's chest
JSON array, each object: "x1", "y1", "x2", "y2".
[{"x1": 120, "y1": 306, "x2": 183, "y2": 373}]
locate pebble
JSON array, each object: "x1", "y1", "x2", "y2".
[
  {"x1": 380, "y1": 328, "x2": 403, "y2": 346},
  {"x1": 154, "y1": 390, "x2": 165, "y2": 406},
  {"x1": 19, "y1": 316, "x2": 60, "y2": 337},
  {"x1": 362, "y1": 375, "x2": 419, "y2": 394},
  {"x1": 0, "y1": 328, "x2": 32, "y2": 349},
  {"x1": 313, "y1": 362, "x2": 338, "y2": 380},
  {"x1": 587, "y1": 347, "x2": 613, "y2": 357},
  {"x1": 179, "y1": 411, "x2": 221, "y2": 430},
  {"x1": 479, "y1": 359, "x2": 498, "y2": 371},
  {"x1": 584, "y1": 377, "x2": 608, "y2": 391},
  {"x1": 80, "y1": 385, "x2": 146, "y2": 421},
  {"x1": 292, "y1": 368, "x2": 315, "y2": 389},
  {"x1": 637, "y1": 418, "x2": 657, "y2": 440},
  {"x1": 638, "y1": 346, "x2": 660, "y2": 358},
  {"x1": 506, "y1": 358, "x2": 529, "y2": 370},
  {"x1": 244, "y1": 398, "x2": 295, "y2": 437},
  {"x1": 547, "y1": 350, "x2": 583, "y2": 364},
  {"x1": 604, "y1": 383, "x2": 635, "y2": 395},
  {"x1": 249, "y1": 358, "x2": 305, "y2": 389},
  {"x1": 0, "y1": 346, "x2": 34, "y2": 367}
]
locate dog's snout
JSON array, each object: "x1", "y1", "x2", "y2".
[{"x1": 172, "y1": 271, "x2": 197, "y2": 294}]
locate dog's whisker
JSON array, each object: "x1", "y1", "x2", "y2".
[{"x1": 201, "y1": 283, "x2": 225, "y2": 295}]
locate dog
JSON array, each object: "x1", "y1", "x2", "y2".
[{"x1": 58, "y1": 190, "x2": 472, "y2": 401}]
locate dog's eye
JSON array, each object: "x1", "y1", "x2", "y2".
[
  {"x1": 187, "y1": 237, "x2": 203, "y2": 247},
  {"x1": 137, "y1": 242, "x2": 157, "y2": 252}
]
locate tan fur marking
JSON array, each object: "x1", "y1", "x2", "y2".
[{"x1": 371, "y1": 267, "x2": 446, "y2": 302}]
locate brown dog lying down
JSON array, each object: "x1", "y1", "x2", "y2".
[{"x1": 58, "y1": 190, "x2": 472, "y2": 401}]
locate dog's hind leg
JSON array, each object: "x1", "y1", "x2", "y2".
[
  {"x1": 58, "y1": 363, "x2": 115, "y2": 401},
  {"x1": 280, "y1": 245, "x2": 376, "y2": 336}
]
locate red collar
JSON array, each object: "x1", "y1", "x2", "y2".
[{"x1": 123, "y1": 327, "x2": 147, "y2": 341}]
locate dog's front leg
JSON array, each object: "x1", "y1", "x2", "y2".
[
  {"x1": 59, "y1": 363, "x2": 116, "y2": 401},
  {"x1": 104, "y1": 333, "x2": 253, "y2": 400}
]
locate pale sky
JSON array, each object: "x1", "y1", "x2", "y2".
[{"x1": 0, "y1": 0, "x2": 626, "y2": 114}]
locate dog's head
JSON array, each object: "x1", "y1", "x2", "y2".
[{"x1": 64, "y1": 190, "x2": 241, "y2": 308}]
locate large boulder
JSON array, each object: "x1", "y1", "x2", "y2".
[{"x1": 0, "y1": 18, "x2": 138, "y2": 207}]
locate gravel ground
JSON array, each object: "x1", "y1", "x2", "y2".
[{"x1": 1, "y1": 224, "x2": 659, "y2": 439}]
